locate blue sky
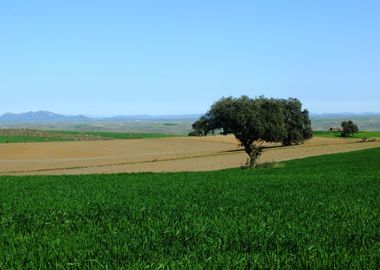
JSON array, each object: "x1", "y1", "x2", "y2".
[{"x1": 1, "y1": 0, "x2": 379, "y2": 115}]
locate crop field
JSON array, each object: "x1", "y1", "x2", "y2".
[
  {"x1": 311, "y1": 115, "x2": 380, "y2": 131},
  {"x1": 314, "y1": 130, "x2": 380, "y2": 139},
  {"x1": 0, "y1": 148, "x2": 379, "y2": 268},
  {"x1": 0, "y1": 119, "x2": 195, "y2": 135},
  {"x1": 0, "y1": 135, "x2": 379, "y2": 175},
  {"x1": 0, "y1": 129, "x2": 173, "y2": 143}
]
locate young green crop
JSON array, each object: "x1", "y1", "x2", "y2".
[
  {"x1": 0, "y1": 129, "x2": 176, "y2": 143},
  {"x1": 1, "y1": 148, "x2": 379, "y2": 269},
  {"x1": 313, "y1": 130, "x2": 380, "y2": 138}
]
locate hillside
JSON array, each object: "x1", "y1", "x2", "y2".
[
  {"x1": 311, "y1": 113, "x2": 380, "y2": 131},
  {"x1": 0, "y1": 111, "x2": 90, "y2": 122},
  {"x1": 1, "y1": 111, "x2": 380, "y2": 133}
]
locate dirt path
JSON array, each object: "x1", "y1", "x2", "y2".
[{"x1": 0, "y1": 136, "x2": 379, "y2": 175}]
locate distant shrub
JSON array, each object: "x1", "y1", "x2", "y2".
[
  {"x1": 257, "y1": 161, "x2": 285, "y2": 169},
  {"x1": 358, "y1": 137, "x2": 376, "y2": 143},
  {"x1": 241, "y1": 160, "x2": 284, "y2": 169},
  {"x1": 341, "y1": 120, "x2": 359, "y2": 137},
  {"x1": 188, "y1": 131, "x2": 201, "y2": 136}
]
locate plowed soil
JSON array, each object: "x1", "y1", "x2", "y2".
[{"x1": 0, "y1": 136, "x2": 379, "y2": 175}]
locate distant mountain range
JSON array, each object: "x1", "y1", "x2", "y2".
[
  {"x1": 0, "y1": 111, "x2": 91, "y2": 122},
  {"x1": 1, "y1": 110, "x2": 380, "y2": 123},
  {"x1": 109, "y1": 114, "x2": 202, "y2": 120},
  {"x1": 0, "y1": 111, "x2": 201, "y2": 123}
]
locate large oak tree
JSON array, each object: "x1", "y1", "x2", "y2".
[{"x1": 190, "y1": 96, "x2": 312, "y2": 167}]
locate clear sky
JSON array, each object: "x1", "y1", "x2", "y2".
[{"x1": 1, "y1": 0, "x2": 379, "y2": 115}]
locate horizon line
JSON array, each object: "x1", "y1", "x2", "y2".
[{"x1": 1, "y1": 110, "x2": 380, "y2": 118}]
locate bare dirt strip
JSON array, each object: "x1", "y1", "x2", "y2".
[{"x1": 0, "y1": 136, "x2": 379, "y2": 175}]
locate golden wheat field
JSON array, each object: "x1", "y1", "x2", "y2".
[{"x1": 0, "y1": 136, "x2": 379, "y2": 175}]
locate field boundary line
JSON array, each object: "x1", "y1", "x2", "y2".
[{"x1": 0, "y1": 148, "x2": 245, "y2": 175}]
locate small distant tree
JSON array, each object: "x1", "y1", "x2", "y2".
[{"x1": 341, "y1": 120, "x2": 358, "y2": 137}]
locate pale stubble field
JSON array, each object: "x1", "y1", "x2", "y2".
[{"x1": 0, "y1": 136, "x2": 379, "y2": 175}]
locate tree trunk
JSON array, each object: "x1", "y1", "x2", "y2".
[
  {"x1": 282, "y1": 140, "x2": 292, "y2": 146},
  {"x1": 244, "y1": 143, "x2": 263, "y2": 168}
]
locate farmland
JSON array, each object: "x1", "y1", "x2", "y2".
[
  {"x1": 1, "y1": 128, "x2": 378, "y2": 145},
  {"x1": 0, "y1": 129, "x2": 173, "y2": 144},
  {"x1": 0, "y1": 119, "x2": 195, "y2": 135},
  {"x1": 1, "y1": 135, "x2": 380, "y2": 175},
  {"x1": 2, "y1": 113, "x2": 380, "y2": 134},
  {"x1": 1, "y1": 128, "x2": 379, "y2": 269},
  {"x1": 1, "y1": 148, "x2": 379, "y2": 268},
  {"x1": 311, "y1": 114, "x2": 380, "y2": 131},
  {"x1": 314, "y1": 130, "x2": 380, "y2": 139},
  {"x1": 2, "y1": 0, "x2": 379, "y2": 268}
]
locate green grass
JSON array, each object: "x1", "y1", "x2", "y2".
[
  {"x1": 313, "y1": 130, "x2": 380, "y2": 138},
  {"x1": 64, "y1": 131, "x2": 175, "y2": 139},
  {"x1": 1, "y1": 119, "x2": 195, "y2": 135},
  {"x1": 42, "y1": 130, "x2": 177, "y2": 140},
  {"x1": 0, "y1": 135, "x2": 70, "y2": 143},
  {"x1": 1, "y1": 148, "x2": 380, "y2": 269},
  {"x1": 0, "y1": 129, "x2": 176, "y2": 143}
]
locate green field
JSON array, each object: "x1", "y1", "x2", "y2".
[
  {"x1": 0, "y1": 119, "x2": 195, "y2": 135},
  {"x1": 313, "y1": 130, "x2": 380, "y2": 139},
  {"x1": 0, "y1": 129, "x2": 175, "y2": 143},
  {"x1": 310, "y1": 115, "x2": 380, "y2": 131},
  {"x1": 0, "y1": 135, "x2": 70, "y2": 143},
  {"x1": 1, "y1": 148, "x2": 379, "y2": 268}
]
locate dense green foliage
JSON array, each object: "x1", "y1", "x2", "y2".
[
  {"x1": 341, "y1": 120, "x2": 359, "y2": 137},
  {"x1": 1, "y1": 148, "x2": 380, "y2": 269},
  {"x1": 190, "y1": 96, "x2": 312, "y2": 166},
  {"x1": 281, "y1": 98, "x2": 312, "y2": 146},
  {"x1": 313, "y1": 130, "x2": 380, "y2": 138},
  {"x1": 0, "y1": 129, "x2": 175, "y2": 143}
]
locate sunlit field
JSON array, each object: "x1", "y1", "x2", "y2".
[{"x1": 1, "y1": 148, "x2": 379, "y2": 268}]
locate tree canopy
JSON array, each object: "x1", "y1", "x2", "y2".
[
  {"x1": 341, "y1": 120, "x2": 359, "y2": 137},
  {"x1": 189, "y1": 96, "x2": 312, "y2": 167},
  {"x1": 280, "y1": 98, "x2": 313, "y2": 146}
]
